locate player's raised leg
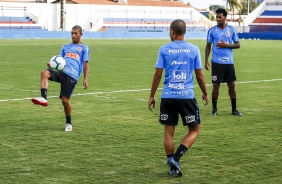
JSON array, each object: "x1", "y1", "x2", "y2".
[{"x1": 31, "y1": 69, "x2": 50, "y2": 106}]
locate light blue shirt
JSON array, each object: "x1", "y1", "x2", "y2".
[
  {"x1": 207, "y1": 25, "x2": 239, "y2": 64},
  {"x1": 155, "y1": 40, "x2": 202, "y2": 99},
  {"x1": 60, "y1": 43, "x2": 90, "y2": 81}
]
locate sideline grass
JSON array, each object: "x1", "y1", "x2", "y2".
[{"x1": 0, "y1": 39, "x2": 281, "y2": 183}]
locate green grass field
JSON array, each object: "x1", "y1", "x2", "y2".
[{"x1": 0, "y1": 39, "x2": 281, "y2": 184}]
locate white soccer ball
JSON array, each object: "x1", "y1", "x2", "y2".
[{"x1": 49, "y1": 55, "x2": 66, "y2": 71}]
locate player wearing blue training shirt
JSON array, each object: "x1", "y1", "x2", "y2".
[
  {"x1": 148, "y1": 19, "x2": 209, "y2": 177},
  {"x1": 205, "y1": 8, "x2": 242, "y2": 116},
  {"x1": 31, "y1": 25, "x2": 90, "y2": 131}
]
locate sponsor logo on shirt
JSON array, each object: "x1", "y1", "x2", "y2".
[
  {"x1": 164, "y1": 91, "x2": 189, "y2": 96},
  {"x1": 171, "y1": 60, "x2": 187, "y2": 65},
  {"x1": 217, "y1": 56, "x2": 230, "y2": 62},
  {"x1": 63, "y1": 65, "x2": 75, "y2": 74},
  {"x1": 170, "y1": 70, "x2": 187, "y2": 82},
  {"x1": 168, "y1": 49, "x2": 190, "y2": 53},
  {"x1": 65, "y1": 53, "x2": 79, "y2": 60},
  {"x1": 168, "y1": 83, "x2": 185, "y2": 90}
]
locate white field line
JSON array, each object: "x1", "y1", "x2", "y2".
[{"x1": 0, "y1": 78, "x2": 281, "y2": 103}]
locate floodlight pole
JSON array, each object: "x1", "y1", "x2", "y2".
[
  {"x1": 247, "y1": 0, "x2": 250, "y2": 15},
  {"x1": 60, "y1": 0, "x2": 66, "y2": 31}
]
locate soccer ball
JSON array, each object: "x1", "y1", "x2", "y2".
[{"x1": 49, "y1": 55, "x2": 66, "y2": 71}]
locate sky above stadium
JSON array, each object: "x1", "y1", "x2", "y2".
[{"x1": 182, "y1": 0, "x2": 226, "y2": 9}]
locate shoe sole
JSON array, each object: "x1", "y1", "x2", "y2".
[
  {"x1": 232, "y1": 113, "x2": 243, "y2": 116},
  {"x1": 31, "y1": 99, "x2": 48, "y2": 107}
]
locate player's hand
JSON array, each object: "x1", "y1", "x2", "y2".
[
  {"x1": 202, "y1": 94, "x2": 209, "y2": 106},
  {"x1": 205, "y1": 61, "x2": 210, "y2": 71},
  {"x1": 47, "y1": 61, "x2": 50, "y2": 68},
  {"x1": 83, "y1": 80, "x2": 88, "y2": 90},
  {"x1": 216, "y1": 40, "x2": 228, "y2": 48},
  {"x1": 148, "y1": 97, "x2": 155, "y2": 112}
]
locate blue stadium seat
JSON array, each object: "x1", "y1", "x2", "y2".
[{"x1": 260, "y1": 10, "x2": 282, "y2": 16}]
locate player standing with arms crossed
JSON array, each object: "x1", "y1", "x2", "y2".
[
  {"x1": 205, "y1": 8, "x2": 242, "y2": 116},
  {"x1": 148, "y1": 19, "x2": 208, "y2": 176},
  {"x1": 31, "y1": 25, "x2": 90, "y2": 131}
]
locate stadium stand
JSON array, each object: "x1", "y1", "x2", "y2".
[
  {"x1": 260, "y1": 10, "x2": 282, "y2": 15},
  {"x1": 249, "y1": 9, "x2": 282, "y2": 32},
  {"x1": 238, "y1": 0, "x2": 282, "y2": 40},
  {"x1": 0, "y1": 4, "x2": 43, "y2": 30}
]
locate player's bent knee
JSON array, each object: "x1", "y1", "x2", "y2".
[
  {"x1": 189, "y1": 124, "x2": 200, "y2": 134},
  {"x1": 41, "y1": 70, "x2": 50, "y2": 78}
]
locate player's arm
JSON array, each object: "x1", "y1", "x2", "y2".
[
  {"x1": 148, "y1": 68, "x2": 163, "y2": 111},
  {"x1": 83, "y1": 46, "x2": 90, "y2": 90},
  {"x1": 217, "y1": 41, "x2": 240, "y2": 49},
  {"x1": 205, "y1": 42, "x2": 212, "y2": 71},
  {"x1": 229, "y1": 41, "x2": 240, "y2": 49},
  {"x1": 83, "y1": 61, "x2": 89, "y2": 89},
  {"x1": 195, "y1": 69, "x2": 209, "y2": 106}
]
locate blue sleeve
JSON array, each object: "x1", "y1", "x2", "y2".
[
  {"x1": 194, "y1": 47, "x2": 202, "y2": 69},
  {"x1": 60, "y1": 46, "x2": 64, "y2": 57},
  {"x1": 155, "y1": 48, "x2": 164, "y2": 69},
  {"x1": 207, "y1": 28, "x2": 213, "y2": 43},
  {"x1": 232, "y1": 28, "x2": 239, "y2": 43},
  {"x1": 83, "y1": 45, "x2": 90, "y2": 62}
]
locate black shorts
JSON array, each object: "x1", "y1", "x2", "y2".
[
  {"x1": 211, "y1": 62, "x2": 236, "y2": 83},
  {"x1": 48, "y1": 68, "x2": 77, "y2": 99},
  {"x1": 159, "y1": 98, "x2": 200, "y2": 127}
]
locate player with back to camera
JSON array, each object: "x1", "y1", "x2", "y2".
[
  {"x1": 31, "y1": 25, "x2": 90, "y2": 132},
  {"x1": 148, "y1": 19, "x2": 209, "y2": 176},
  {"x1": 205, "y1": 8, "x2": 243, "y2": 116}
]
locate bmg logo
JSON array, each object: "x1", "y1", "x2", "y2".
[{"x1": 170, "y1": 70, "x2": 187, "y2": 82}]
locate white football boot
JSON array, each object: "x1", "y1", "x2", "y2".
[
  {"x1": 31, "y1": 97, "x2": 48, "y2": 107},
  {"x1": 65, "y1": 123, "x2": 73, "y2": 132}
]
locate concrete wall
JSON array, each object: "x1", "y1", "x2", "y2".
[
  {"x1": 0, "y1": 29, "x2": 207, "y2": 39},
  {"x1": 0, "y1": 2, "x2": 211, "y2": 31}
]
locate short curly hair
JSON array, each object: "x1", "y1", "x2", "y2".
[{"x1": 216, "y1": 8, "x2": 228, "y2": 17}]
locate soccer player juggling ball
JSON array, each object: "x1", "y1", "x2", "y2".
[
  {"x1": 32, "y1": 25, "x2": 90, "y2": 132},
  {"x1": 148, "y1": 19, "x2": 209, "y2": 176}
]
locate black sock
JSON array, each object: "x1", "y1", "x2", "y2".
[
  {"x1": 231, "y1": 99, "x2": 237, "y2": 112},
  {"x1": 167, "y1": 154, "x2": 174, "y2": 159},
  {"x1": 41, "y1": 88, "x2": 47, "y2": 100},
  {"x1": 66, "y1": 115, "x2": 71, "y2": 124},
  {"x1": 212, "y1": 98, "x2": 217, "y2": 110},
  {"x1": 174, "y1": 144, "x2": 188, "y2": 162}
]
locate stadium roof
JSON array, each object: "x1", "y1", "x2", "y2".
[{"x1": 50, "y1": 0, "x2": 190, "y2": 7}]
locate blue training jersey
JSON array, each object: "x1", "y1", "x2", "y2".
[
  {"x1": 155, "y1": 40, "x2": 202, "y2": 99},
  {"x1": 60, "y1": 43, "x2": 90, "y2": 81},
  {"x1": 207, "y1": 25, "x2": 239, "y2": 64}
]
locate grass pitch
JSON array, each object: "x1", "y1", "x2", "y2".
[{"x1": 0, "y1": 39, "x2": 281, "y2": 183}]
